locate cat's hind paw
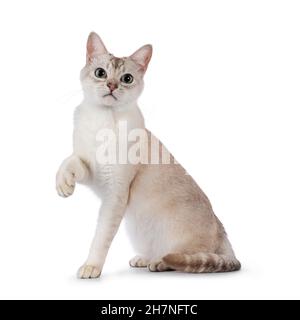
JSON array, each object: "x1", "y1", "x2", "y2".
[
  {"x1": 148, "y1": 260, "x2": 171, "y2": 272},
  {"x1": 129, "y1": 255, "x2": 149, "y2": 268},
  {"x1": 77, "y1": 264, "x2": 101, "y2": 279}
]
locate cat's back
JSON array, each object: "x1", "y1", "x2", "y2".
[
  {"x1": 127, "y1": 130, "x2": 215, "y2": 221},
  {"x1": 126, "y1": 142, "x2": 219, "y2": 258}
]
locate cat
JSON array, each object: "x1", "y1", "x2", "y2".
[{"x1": 56, "y1": 32, "x2": 241, "y2": 278}]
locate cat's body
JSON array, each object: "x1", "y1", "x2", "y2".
[{"x1": 56, "y1": 32, "x2": 240, "y2": 278}]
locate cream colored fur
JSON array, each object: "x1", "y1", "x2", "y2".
[{"x1": 56, "y1": 32, "x2": 240, "y2": 278}]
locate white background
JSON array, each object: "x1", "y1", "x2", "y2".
[{"x1": 0, "y1": 0, "x2": 299, "y2": 300}]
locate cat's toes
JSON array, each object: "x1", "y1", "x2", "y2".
[
  {"x1": 57, "y1": 183, "x2": 74, "y2": 197},
  {"x1": 77, "y1": 264, "x2": 101, "y2": 279},
  {"x1": 129, "y1": 256, "x2": 148, "y2": 268},
  {"x1": 148, "y1": 260, "x2": 170, "y2": 272},
  {"x1": 56, "y1": 171, "x2": 75, "y2": 198}
]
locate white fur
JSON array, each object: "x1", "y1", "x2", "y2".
[{"x1": 57, "y1": 101, "x2": 147, "y2": 277}]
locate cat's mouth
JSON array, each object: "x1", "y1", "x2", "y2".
[{"x1": 103, "y1": 93, "x2": 117, "y2": 100}]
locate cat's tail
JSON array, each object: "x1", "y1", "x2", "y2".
[{"x1": 162, "y1": 252, "x2": 241, "y2": 273}]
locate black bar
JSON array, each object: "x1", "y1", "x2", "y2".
[{"x1": 0, "y1": 300, "x2": 294, "y2": 319}]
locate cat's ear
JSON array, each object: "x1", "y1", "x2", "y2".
[
  {"x1": 86, "y1": 32, "x2": 108, "y2": 63},
  {"x1": 130, "y1": 45, "x2": 152, "y2": 72}
]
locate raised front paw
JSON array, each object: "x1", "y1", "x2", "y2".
[
  {"x1": 77, "y1": 264, "x2": 101, "y2": 279},
  {"x1": 56, "y1": 169, "x2": 75, "y2": 198},
  {"x1": 56, "y1": 156, "x2": 89, "y2": 198}
]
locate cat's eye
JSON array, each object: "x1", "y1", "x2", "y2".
[
  {"x1": 94, "y1": 68, "x2": 107, "y2": 79},
  {"x1": 120, "y1": 73, "x2": 134, "y2": 84}
]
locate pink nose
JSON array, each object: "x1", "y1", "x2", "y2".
[{"x1": 107, "y1": 81, "x2": 118, "y2": 92}]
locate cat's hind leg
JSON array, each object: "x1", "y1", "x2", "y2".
[
  {"x1": 129, "y1": 255, "x2": 149, "y2": 268},
  {"x1": 148, "y1": 260, "x2": 173, "y2": 272}
]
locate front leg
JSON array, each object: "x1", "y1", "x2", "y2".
[
  {"x1": 56, "y1": 155, "x2": 89, "y2": 197},
  {"x1": 78, "y1": 189, "x2": 129, "y2": 279}
]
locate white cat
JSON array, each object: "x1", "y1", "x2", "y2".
[{"x1": 56, "y1": 32, "x2": 240, "y2": 278}]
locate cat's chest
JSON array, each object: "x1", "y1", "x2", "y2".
[{"x1": 73, "y1": 105, "x2": 116, "y2": 173}]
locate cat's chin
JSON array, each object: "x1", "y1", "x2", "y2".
[{"x1": 101, "y1": 95, "x2": 118, "y2": 107}]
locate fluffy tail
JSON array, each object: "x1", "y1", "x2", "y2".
[{"x1": 162, "y1": 252, "x2": 241, "y2": 273}]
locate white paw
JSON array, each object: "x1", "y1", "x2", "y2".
[
  {"x1": 148, "y1": 260, "x2": 169, "y2": 272},
  {"x1": 56, "y1": 170, "x2": 75, "y2": 198},
  {"x1": 129, "y1": 255, "x2": 148, "y2": 268},
  {"x1": 77, "y1": 264, "x2": 101, "y2": 279}
]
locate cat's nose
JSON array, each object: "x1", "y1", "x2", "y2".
[{"x1": 107, "y1": 81, "x2": 118, "y2": 92}]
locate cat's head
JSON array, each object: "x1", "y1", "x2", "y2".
[{"x1": 80, "y1": 32, "x2": 152, "y2": 107}]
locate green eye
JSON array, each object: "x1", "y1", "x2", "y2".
[
  {"x1": 94, "y1": 68, "x2": 107, "y2": 79},
  {"x1": 121, "y1": 73, "x2": 134, "y2": 84}
]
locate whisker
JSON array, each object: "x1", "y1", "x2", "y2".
[{"x1": 55, "y1": 88, "x2": 83, "y2": 104}]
